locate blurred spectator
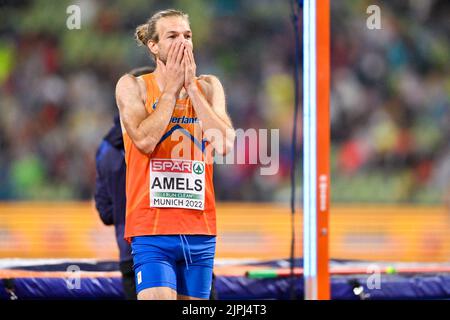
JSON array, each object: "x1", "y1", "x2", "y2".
[
  {"x1": 94, "y1": 65, "x2": 155, "y2": 299},
  {"x1": 95, "y1": 114, "x2": 136, "y2": 299}
]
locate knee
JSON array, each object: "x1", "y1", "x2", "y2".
[{"x1": 137, "y1": 287, "x2": 176, "y2": 300}]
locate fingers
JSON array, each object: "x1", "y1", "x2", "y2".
[
  {"x1": 175, "y1": 41, "x2": 185, "y2": 65},
  {"x1": 185, "y1": 41, "x2": 193, "y2": 51},
  {"x1": 191, "y1": 47, "x2": 195, "y2": 65},
  {"x1": 182, "y1": 45, "x2": 196, "y2": 89},
  {"x1": 183, "y1": 45, "x2": 195, "y2": 67},
  {"x1": 183, "y1": 56, "x2": 188, "y2": 82},
  {"x1": 166, "y1": 40, "x2": 177, "y2": 64},
  {"x1": 168, "y1": 39, "x2": 183, "y2": 65},
  {"x1": 183, "y1": 48, "x2": 188, "y2": 65},
  {"x1": 188, "y1": 47, "x2": 195, "y2": 66},
  {"x1": 166, "y1": 40, "x2": 183, "y2": 66},
  {"x1": 181, "y1": 47, "x2": 192, "y2": 67},
  {"x1": 183, "y1": 51, "x2": 189, "y2": 69}
]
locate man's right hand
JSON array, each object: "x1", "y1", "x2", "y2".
[{"x1": 158, "y1": 39, "x2": 185, "y2": 96}]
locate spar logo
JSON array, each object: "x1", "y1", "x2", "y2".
[
  {"x1": 193, "y1": 162, "x2": 204, "y2": 175},
  {"x1": 151, "y1": 159, "x2": 192, "y2": 173}
]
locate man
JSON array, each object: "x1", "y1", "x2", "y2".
[
  {"x1": 95, "y1": 67, "x2": 154, "y2": 300},
  {"x1": 115, "y1": 9, "x2": 235, "y2": 300}
]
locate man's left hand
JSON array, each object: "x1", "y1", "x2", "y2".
[{"x1": 183, "y1": 44, "x2": 197, "y2": 90}]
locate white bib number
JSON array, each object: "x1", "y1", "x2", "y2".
[{"x1": 150, "y1": 159, "x2": 205, "y2": 210}]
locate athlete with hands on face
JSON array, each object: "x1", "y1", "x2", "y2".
[
  {"x1": 116, "y1": 10, "x2": 234, "y2": 158},
  {"x1": 115, "y1": 9, "x2": 234, "y2": 300}
]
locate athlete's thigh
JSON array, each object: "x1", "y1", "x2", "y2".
[
  {"x1": 176, "y1": 235, "x2": 216, "y2": 299},
  {"x1": 177, "y1": 293, "x2": 205, "y2": 300},
  {"x1": 138, "y1": 286, "x2": 177, "y2": 300},
  {"x1": 177, "y1": 264, "x2": 214, "y2": 299},
  {"x1": 132, "y1": 236, "x2": 178, "y2": 298}
]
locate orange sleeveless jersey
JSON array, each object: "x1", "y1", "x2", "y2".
[{"x1": 123, "y1": 73, "x2": 216, "y2": 241}]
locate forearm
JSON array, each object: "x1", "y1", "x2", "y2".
[
  {"x1": 133, "y1": 39, "x2": 186, "y2": 153},
  {"x1": 116, "y1": 72, "x2": 180, "y2": 155},
  {"x1": 188, "y1": 85, "x2": 233, "y2": 133},
  {"x1": 187, "y1": 85, "x2": 235, "y2": 154},
  {"x1": 134, "y1": 91, "x2": 177, "y2": 153}
]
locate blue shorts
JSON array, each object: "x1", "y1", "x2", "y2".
[{"x1": 131, "y1": 235, "x2": 216, "y2": 299}]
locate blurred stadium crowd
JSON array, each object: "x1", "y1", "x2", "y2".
[{"x1": 0, "y1": 0, "x2": 448, "y2": 203}]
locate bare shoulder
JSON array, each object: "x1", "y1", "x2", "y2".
[
  {"x1": 135, "y1": 75, "x2": 148, "y2": 102},
  {"x1": 198, "y1": 74, "x2": 222, "y2": 86},
  {"x1": 115, "y1": 74, "x2": 147, "y2": 103},
  {"x1": 197, "y1": 74, "x2": 224, "y2": 97},
  {"x1": 116, "y1": 73, "x2": 136, "y2": 90}
]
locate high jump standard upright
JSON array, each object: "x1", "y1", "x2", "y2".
[{"x1": 302, "y1": 0, "x2": 330, "y2": 300}]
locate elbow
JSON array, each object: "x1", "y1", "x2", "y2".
[
  {"x1": 100, "y1": 214, "x2": 114, "y2": 226},
  {"x1": 94, "y1": 203, "x2": 114, "y2": 226},
  {"x1": 224, "y1": 135, "x2": 236, "y2": 155},
  {"x1": 135, "y1": 138, "x2": 156, "y2": 155},
  {"x1": 215, "y1": 129, "x2": 235, "y2": 155},
  {"x1": 226, "y1": 128, "x2": 236, "y2": 153}
]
